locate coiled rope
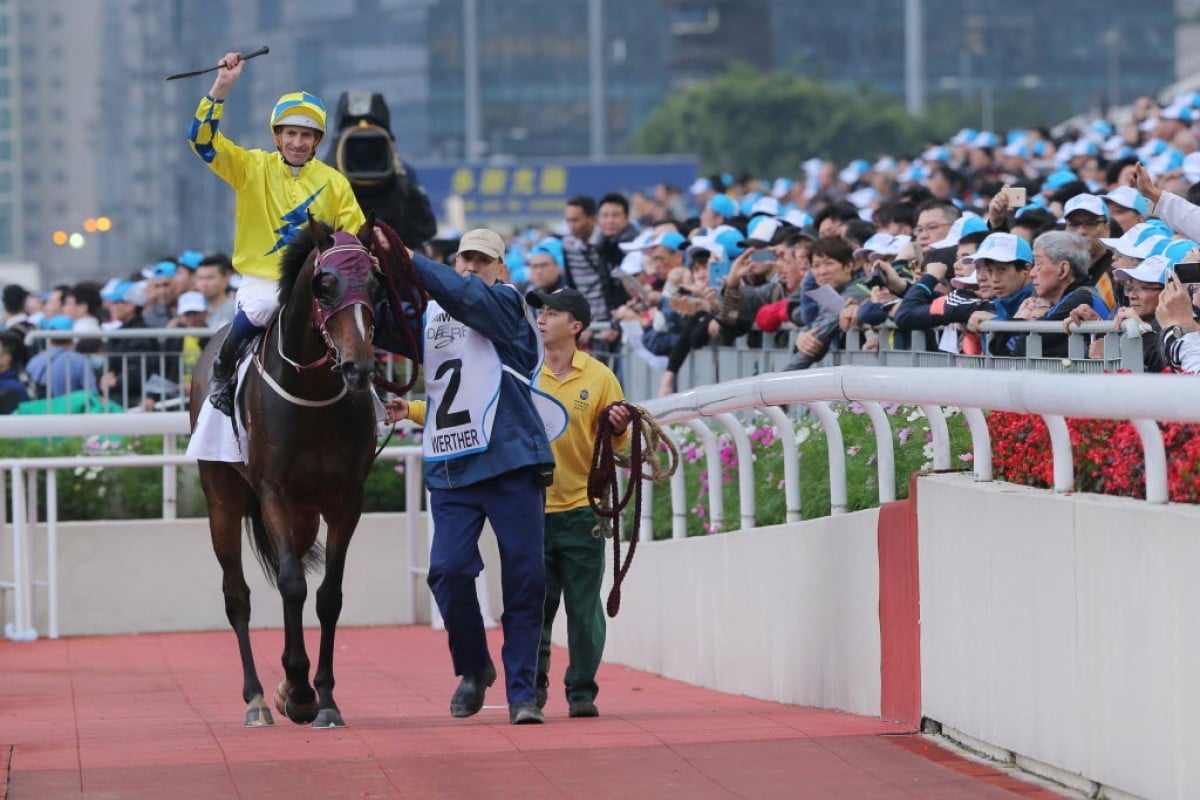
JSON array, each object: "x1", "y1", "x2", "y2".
[{"x1": 588, "y1": 401, "x2": 679, "y2": 617}]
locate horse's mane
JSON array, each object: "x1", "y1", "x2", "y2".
[{"x1": 276, "y1": 226, "x2": 319, "y2": 307}]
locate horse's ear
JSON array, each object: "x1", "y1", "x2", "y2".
[
  {"x1": 308, "y1": 211, "x2": 333, "y2": 251},
  {"x1": 357, "y1": 211, "x2": 376, "y2": 249}
]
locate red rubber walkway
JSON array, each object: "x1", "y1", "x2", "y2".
[{"x1": 1, "y1": 626, "x2": 1068, "y2": 799}]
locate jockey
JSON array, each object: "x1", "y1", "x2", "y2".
[{"x1": 188, "y1": 51, "x2": 365, "y2": 415}]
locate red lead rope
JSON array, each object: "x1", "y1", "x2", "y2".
[
  {"x1": 587, "y1": 401, "x2": 678, "y2": 617},
  {"x1": 370, "y1": 221, "x2": 426, "y2": 396}
]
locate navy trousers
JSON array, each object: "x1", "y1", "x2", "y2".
[{"x1": 427, "y1": 467, "x2": 546, "y2": 704}]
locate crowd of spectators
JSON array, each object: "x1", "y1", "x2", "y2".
[
  {"x1": 13, "y1": 91, "x2": 1200, "y2": 414},
  {"x1": 443, "y1": 91, "x2": 1200, "y2": 393},
  {"x1": 0, "y1": 251, "x2": 236, "y2": 412}
]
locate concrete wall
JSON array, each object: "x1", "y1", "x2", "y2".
[
  {"x1": 919, "y1": 474, "x2": 1200, "y2": 800},
  {"x1": 4, "y1": 514, "x2": 426, "y2": 636},
  {"x1": 596, "y1": 510, "x2": 883, "y2": 717}
]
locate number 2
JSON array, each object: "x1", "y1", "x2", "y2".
[{"x1": 434, "y1": 358, "x2": 471, "y2": 429}]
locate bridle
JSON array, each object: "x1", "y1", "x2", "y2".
[
  {"x1": 256, "y1": 231, "x2": 378, "y2": 408},
  {"x1": 276, "y1": 231, "x2": 377, "y2": 373}
]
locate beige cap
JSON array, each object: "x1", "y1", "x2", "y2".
[{"x1": 457, "y1": 228, "x2": 505, "y2": 260}]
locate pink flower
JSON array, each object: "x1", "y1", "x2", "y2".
[
  {"x1": 958, "y1": 453, "x2": 974, "y2": 463},
  {"x1": 898, "y1": 427, "x2": 912, "y2": 444},
  {"x1": 846, "y1": 445, "x2": 861, "y2": 457}
]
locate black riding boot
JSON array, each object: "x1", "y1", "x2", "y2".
[{"x1": 208, "y1": 332, "x2": 253, "y2": 416}]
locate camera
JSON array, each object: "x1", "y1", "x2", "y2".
[
  {"x1": 337, "y1": 126, "x2": 396, "y2": 182},
  {"x1": 863, "y1": 266, "x2": 889, "y2": 289}
]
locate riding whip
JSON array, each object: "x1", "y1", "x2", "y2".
[{"x1": 165, "y1": 46, "x2": 269, "y2": 81}]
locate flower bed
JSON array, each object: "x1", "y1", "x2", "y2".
[
  {"x1": 987, "y1": 412, "x2": 1200, "y2": 502},
  {"x1": 645, "y1": 405, "x2": 1200, "y2": 539}
]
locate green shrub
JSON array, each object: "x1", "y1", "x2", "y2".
[{"x1": 0, "y1": 433, "x2": 413, "y2": 521}]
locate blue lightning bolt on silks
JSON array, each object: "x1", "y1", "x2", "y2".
[{"x1": 266, "y1": 186, "x2": 326, "y2": 255}]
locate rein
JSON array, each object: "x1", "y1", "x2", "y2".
[
  {"x1": 587, "y1": 401, "x2": 679, "y2": 617},
  {"x1": 370, "y1": 222, "x2": 425, "y2": 396}
]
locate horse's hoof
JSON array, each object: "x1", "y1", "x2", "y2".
[
  {"x1": 285, "y1": 697, "x2": 320, "y2": 725},
  {"x1": 312, "y1": 708, "x2": 346, "y2": 729},
  {"x1": 273, "y1": 680, "x2": 292, "y2": 716},
  {"x1": 244, "y1": 696, "x2": 275, "y2": 728}
]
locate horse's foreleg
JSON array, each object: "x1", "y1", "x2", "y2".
[
  {"x1": 261, "y1": 490, "x2": 320, "y2": 725},
  {"x1": 200, "y1": 464, "x2": 273, "y2": 727},
  {"x1": 311, "y1": 508, "x2": 361, "y2": 729}
]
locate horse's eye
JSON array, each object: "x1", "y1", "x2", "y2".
[{"x1": 314, "y1": 272, "x2": 341, "y2": 303}]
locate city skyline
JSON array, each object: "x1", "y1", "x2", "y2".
[{"x1": 0, "y1": 0, "x2": 1180, "y2": 285}]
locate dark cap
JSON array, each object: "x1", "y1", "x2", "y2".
[{"x1": 526, "y1": 286, "x2": 592, "y2": 327}]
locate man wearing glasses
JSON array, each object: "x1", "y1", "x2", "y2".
[
  {"x1": 1061, "y1": 194, "x2": 1119, "y2": 312},
  {"x1": 912, "y1": 200, "x2": 961, "y2": 250}
]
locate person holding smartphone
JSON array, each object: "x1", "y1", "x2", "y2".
[{"x1": 1157, "y1": 266, "x2": 1200, "y2": 372}]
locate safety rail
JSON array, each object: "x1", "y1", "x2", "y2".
[
  {"x1": 6, "y1": 366, "x2": 1199, "y2": 641},
  {"x1": 635, "y1": 365, "x2": 1200, "y2": 538},
  {"x1": 618, "y1": 318, "x2": 1148, "y2": 400},
  {"x1": 17, "y1": 327, "x2": 414, "y2": 412},
  {"x1": 0, "y1": 419, "x2": 423, "y2": 641}
]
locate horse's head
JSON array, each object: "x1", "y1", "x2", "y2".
[{"x1": 308, "y1": 215, "x2": 383, "y2": 392}]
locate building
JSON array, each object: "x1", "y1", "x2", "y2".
[
  {"x1": 2, "y1": 0, "x2": 1181, "y2": 284},
  {"x1": 770, "y1": 0, "x2": 1175, "y2": 120}
]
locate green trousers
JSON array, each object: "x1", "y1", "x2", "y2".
[{"x1": 537, "y1": 506, "x2": 606, "y2": 704}]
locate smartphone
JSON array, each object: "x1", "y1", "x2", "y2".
[
  {"x1": 709, "y1": 260, "x2": 732, "y2": 288},
  {"x1": 1175, "y1": 262, "x2": 1200, "y2": 284},
  {"x1": 749, "y1": 250, "x2": 777, "y2": 263},
  {"x1": 1000, "y1": 186, "x2": 1026, "y2": 207}
]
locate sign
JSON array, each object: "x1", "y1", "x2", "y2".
[{"x1": 411, "y1": 158, "x2": 699, "y2": 220}]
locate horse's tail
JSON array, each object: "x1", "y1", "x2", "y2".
[
  {"x1": 243, "y1": 492, "x2": 327, "y2": 581},
  {"x1": 243, "y1": 492, "x2": 279, "y2": 582}
]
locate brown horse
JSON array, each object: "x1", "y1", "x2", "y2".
[{"x1": 189, "y1": 217, "x2": 383, "y2": 729}]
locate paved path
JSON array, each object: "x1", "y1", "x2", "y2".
[{"x1": 1, "y1": 626, "x2": 1068, "y2": 799}]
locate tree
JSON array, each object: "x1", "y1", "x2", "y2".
[{"x1": 633, "y1": 64, "x2": 957, "y2": 177}]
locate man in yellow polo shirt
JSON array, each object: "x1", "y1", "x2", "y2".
[
  {"x1": 188, "y1": 50, "x2": 365, "y2": 415},
  {"x1": 525, "y1": 287, "x2": 631, "y2": 718}
]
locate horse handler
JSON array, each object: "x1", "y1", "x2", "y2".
[
  {"x1": 526, "y1": 288, "x2": 631, "y2": 718},
  {"x1": 379, "y1": 229, "x2": 557, "y2": 725}
]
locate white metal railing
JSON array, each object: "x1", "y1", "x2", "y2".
[
  {"x1": 639, "y1": 365, "x2": 1200, "y2": 536},
  {"x1": 5, "y1": 366, "x2": 1200, "y2": 640},
  {"x1": 0, "y1": 408, "x2": 423, "y2": 641}
]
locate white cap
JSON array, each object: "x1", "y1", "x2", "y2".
[
  {"x1": 619, "y1": 228, "x2": 657, "y2": 253},
  {"x1": 1061, "y1": 193, "x2": 1108, "y2": 220},
  {"x1": 1101, "y1": 186, "x2": 1151, "y2": 215},
  {"x1": 1114, "y1": 254, "x2": 1171, "y2": 285},
  {"x1": 962, "y1": 233, "x2": 1034, "y2": 265},
  {"x1": 951, "y1": 270, "x2": 979, "y2": 289},
  {"x1": 176, "y1": 291, "x2": 208, "y2": 315},
  {"x1": 853, "y1": 232, "x2": 897, "y2": 260},
  {"x1": 740, "y1": 216, "x2": 784, "y2": 247},
  {"x1": 1100, "y1": 223, "x2": 1169, "y2": 259},
  {"x1": 687, "y1": 235, "x2": 727, "y2": 262},
  {"x1": 1185, "y1": 152, "x2": 1200, "y2": 184},
  {"x1": 929, "y1": 214, "x2": 987, "y2": 249},
  {"x1": 750, "y1": 196, "x2": 780, "y2": 217},
  {"x1": 619, "y1": 251, "x2": 644, "y2": 275}
]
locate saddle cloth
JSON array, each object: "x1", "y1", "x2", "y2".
[{"x1": 186, "y1": 354, "x2": 388, "y2": 464}]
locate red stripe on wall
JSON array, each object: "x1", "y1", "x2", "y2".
[{"x1": 877, "y1": 473, "x2": 921, "y2": 727}]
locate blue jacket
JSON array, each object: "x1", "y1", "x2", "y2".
[
  {"x1": 0, "y1": 368, "x2": 29, "y2": 403},
  {"x1": 374, "y1": 253, "x2": 554, "y2": 490}
]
